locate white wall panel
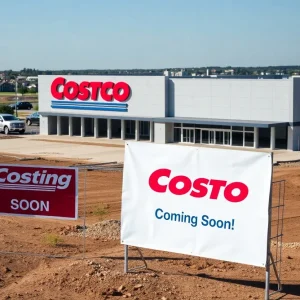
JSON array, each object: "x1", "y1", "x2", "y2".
[{"x1": 171, "y1": 78, "x2": 292, "y2": 122}]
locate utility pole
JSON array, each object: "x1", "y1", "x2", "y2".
[{"x1": 15, "y1": 80, "x2": 18, "y2": 118}]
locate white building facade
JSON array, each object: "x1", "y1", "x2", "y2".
[{"x1": 38, "y1": 75, "x2": 300, "y2": 151}]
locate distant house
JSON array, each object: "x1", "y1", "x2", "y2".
[
  {"x1": 163, "y1": 69, "x2": 188, "y2": 77},
  {"x1": 0, "y1": 81, "x2": 15, "y2": 92},
  {"x1": 224, "y1": 69, "x2": 235, "y2": 75},
  {"x1": 26, "y1": 76, "x2": 38, "y2": 82},
  {"x1": 17, "y1": 76, "x2": 27, "y2": 82}
]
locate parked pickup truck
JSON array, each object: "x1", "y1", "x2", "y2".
[{"x1": 0, "y1": 114, "x2": 26, "y2": 135}]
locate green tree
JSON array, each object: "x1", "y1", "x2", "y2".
[
  {"x1": 0, "y1": 105, "x2": 14, "y2": 115},
  {"x1": 18, "y1": 86, "x2": 27, "y2": 95}
]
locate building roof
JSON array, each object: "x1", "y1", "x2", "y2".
[
  {"x1": 170, "y1": 75, "x2": 289, "y2": 79},
  {"x1": 39, "y1": 112, "x2": 289, "y2": 128},
  {"x1": 154, "y1": 117, "x2": 288, "y2": 128}
]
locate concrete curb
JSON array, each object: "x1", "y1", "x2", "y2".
[{"x1": 274, "y1": 159, "x2": 300, "y2": 165}]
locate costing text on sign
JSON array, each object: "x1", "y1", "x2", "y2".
[{"x1": 0, "y1": 164, "x2": 78, "y2": 220}]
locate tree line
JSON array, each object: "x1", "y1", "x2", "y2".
[{"x1": 2, "y1": 66, "x2": 300, "y2": 77}]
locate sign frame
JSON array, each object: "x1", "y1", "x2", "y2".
[
  {"x1": 121, "y1": 142, "x2": 285, "y2": 300},
  {"x1": 0, "y1": 164, "x2": 78, "y2": 220},
  {"x1": 121, "y1": 142, "x2": 272, "y2": 267}
]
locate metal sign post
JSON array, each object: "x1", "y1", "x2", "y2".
[
  {"x1": 265, "y1": 180, "x2": 285, "y2": 299},
  {"x1": 82, "y1": 169, "x2": 87, "y2": 259},
  {"x1": 124, "y1": 245, "x2": 147, "y2": 273}
]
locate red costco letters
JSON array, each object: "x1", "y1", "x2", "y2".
[
  {"x1": 149, "y1": 168, "x2": 249, "y2": 203},
  {"x1": 51, "y1": 77, "x2": 131, "y2": 102}
]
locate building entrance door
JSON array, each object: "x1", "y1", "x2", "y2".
[
  {"x1": 209, "y1": 130, "x2": 215, "y2": 144},
  {"x1": 215, "y1": 131, "x2": 223, "y2": 145},
  {"x1": 183, "y1": 129, "x2": 194, "y2": 143},
  {"x1": 202, "y1": 130, "x2": 209, "y2": 144},
  {"x1": 195, "y1": 129, "x2": 201, "y2": 143},
  {"x1": 224, "y1": 131, "x2": 231, "y2": 145},
  {"x1": 201, "y1": 130, "x2": 215, "y2": 144}
]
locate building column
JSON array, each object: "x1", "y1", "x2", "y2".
[
  {"x1": 254, "y1": 127, "x2": 259, "y2": 148},
  {"x1": 135, "y1": 120, "x2": 140, "y2": 141},
  {"x1": 57, "y1": 116, "x2": 61, "y2": 135},
  {"x1": 150, "y1": 121, "x2": 154, "y2": 142},
  {"x1": 288, "y1": 126, "x2": 300, "y2": 151},
  {"x1": 69, "y1": 117, "x2": 73, "y2": 136},
  {"x1": 121, "y1": 120, "x2": 125, "y2": 140},
  {"x1": 107, "y1": 119, "x2": 112, "y2": 139},
  {"x1": 166, "y1": 123, "x2": 174, "y2": 143},
  {"x1": 154, "y1": 122, "x2": 167, "y2": 144},
  {"x1": 94, "y1": 118, "x2": 98, "y2": 138},
  {"x1": 180, "y1": 125, "x2": 183, "y2": 143},
  {"x1": 81, "y1": 117, "x2": 85, "y2": 137},
  {"x1": 271, "y1": 127, "x2": 275, "y2": 150}
]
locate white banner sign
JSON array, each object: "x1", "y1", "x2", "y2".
[{"x1": 121, "y1": 142, "x2": 272, "y2": 267}]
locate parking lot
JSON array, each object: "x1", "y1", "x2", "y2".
[
  {"x1": 24, "y1": 123, "x2": 39, "y2": 134},
  {"x1": 0, "y1": 109, "x2": 39, "y2": 135},
  {"x1": 0, "y1": 124, "x2": 39, "y2": 136}
]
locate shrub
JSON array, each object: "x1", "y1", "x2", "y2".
[
  {"x1": 43, "y1": 233, "x2": 64, "y2": 247},
  {"x1": 28, "y1": 87, "x2": 37, "y2": 94},
  {"x1": 93, "y1": 203, "x2": 109, "y2": 221},
  {"x1": 0, "y1": 105, "x2": 14, "y2": 115}
]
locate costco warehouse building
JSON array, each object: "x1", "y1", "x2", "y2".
[{"x1": 39, "y1": 75, "x2": 300, "y2": 151}]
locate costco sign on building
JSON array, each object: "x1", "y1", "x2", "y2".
[
  {"x1": 121, "y1": 142, "x2": 272, "y2": 267},
  {"x1": 39, "y1": 75, "x2": 167, "y2": 118},
  {"x1": 51, "y1": 77, "x2": 131, "y2": 112}
]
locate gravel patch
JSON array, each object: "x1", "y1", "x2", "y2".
[
  {"x1": 271, "y1": 241, "x2": 300, "y2": 249},
  {"x1": 66, "y1": 220, "x2": 121, "y2": 240}
]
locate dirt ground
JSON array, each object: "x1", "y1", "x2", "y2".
[{"x1": 0, "y1": 154, "x2": 299, "y2": 300}]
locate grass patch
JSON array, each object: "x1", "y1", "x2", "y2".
[
  {"x1": 92, "y1": 203, "x2": 110, "y2": 221},
  {"x1": 43, "y1": 233, "x2": 64, "y2": 247},
  {"x1": 0, "y1": 92, "x2": 38, "y2": 97},
  {"x1": 0, "y1": 92, "x2": 15, "y2": 96},
  {"x1": 0, "y1": 98, "x2": 38, "y2": 105}
]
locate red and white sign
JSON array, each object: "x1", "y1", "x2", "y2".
[
  {"x1": 148, "y1": 168, "x2": 249, "y2": 202},
  {"x1": 39, "y1": 75, "x2": 167, "y2": 117},
  {"x1": 121, "y1": 142, "x2": 273, "y2": 267},
  {"x1": 51, "y1": 77, "x2": 131, "y2": 102},
  {"x1": 0, "y1": 164, "x2": 78, "y2": 220}
]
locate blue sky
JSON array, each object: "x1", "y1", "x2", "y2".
[{"x1": 1, "y1": 0, "x2": 300, "y2": 70}]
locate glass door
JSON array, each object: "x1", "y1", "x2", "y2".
[
  {"x1": 224, "y1": 131, "x2": 231, "y2": 145},
  {"x1": 209, "y1": 130, "x2": 215, "y2": 144},
  {"x1": 202, "y1": 130, "x2": 209, "y2": 144},
  {"x1": 183, "y1": 129, "x2": 194, "y2": 143},
  {"x1": 215, "y1": 131, "x2": 223, "y2": 145},
  {"x1": 189, "y1": 129, "x2": 194, "y2": 143},
  {"x1": 195, "y1": 129, "x2": 201, "y2": 143},
  {"x1": 183, "y1": 129, "x2": 188, "y2": 142}
]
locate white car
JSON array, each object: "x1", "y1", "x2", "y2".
[{"x1": 0, "y1": 114, "x2": 26, "y2": 135}]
